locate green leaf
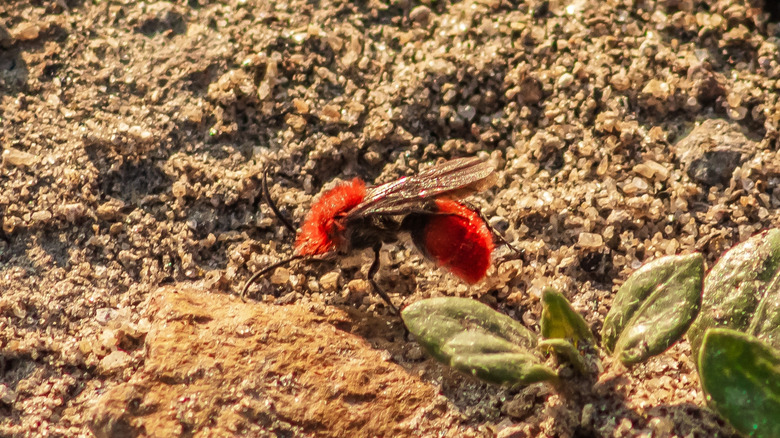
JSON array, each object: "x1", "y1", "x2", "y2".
[
  {"x1": 402, "y1": 297, "x2": 537, "y2": 362},
  {"x1": 689, "y1": 229, "x2": 780, "y2": 358},
  {"x1": 402, "y1": 297, "x2": 556, "y2": 385},
  {"x1": 540, "y1": 288, "x2": 594, "y2": 344},
  {"x1": 538, "y1": 338, "x2": 589, "y2": 375},
  {"x1": 602, "y1": 253, "x2": 703, "y2": 365},
  {"x1": 698, "y1": 328, "x2": 780, "y2": 438},
  {"x1": 443, "y1": 331, "x2": 558, "y2": 385},
  {"x1": 748, "y1": 272, "x2": 780, "y2": 345}
]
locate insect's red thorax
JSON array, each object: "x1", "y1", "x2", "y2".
[
  {"x1": 419, "y1": 199, "x2": 494, "y2": 283},
  {"x1": 294, "y1": 178, "x2": 367, "y2": 256}
]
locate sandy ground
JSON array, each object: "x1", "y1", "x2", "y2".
[{"x1": 2, "y1": 0, "x2": 779, "y2": 436}]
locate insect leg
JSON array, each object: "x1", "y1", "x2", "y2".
[
  {"x1": 240, "y1": 254, "x2": 306, "y2": 300},
  {"x1": 368, "y1": 243, "x2": 399, "y2": 315},
  {"x1": 262, "y1": 164, "x2": 297, "y2": 234},
  {"x1": 462, "y1": 201, "x2": 524, "y2": 257}
]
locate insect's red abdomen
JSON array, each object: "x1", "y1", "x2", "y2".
[
  {"x1": 294, "y1": 178, "x2": 367, "y2": 256},
  {"x1": 420, "y1": 200, "x2": 494, "y2": 283}
]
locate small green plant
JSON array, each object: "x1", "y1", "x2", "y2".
[
  {"x1": 540, "y1": 288, "x2": 594, "y2": 344},
  {"x1": 538, "y1": 288, "x2": 594, "y2": 375},
  {"x1": 402, "y1": 229, "x2": 780, "y2": 437},
  {"x1": 401, "y1": 292, "x2": 598, "y2": 387},
  {"x1": 402, "y1": 254, "x2": 702, "y2": 386}
]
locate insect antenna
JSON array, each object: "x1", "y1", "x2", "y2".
[
  {"x1": 262, "y1": 164, "x2": 297, "y2": 234},
  {"x1": 240, "y1": 254, "x2": 307, "y2": 300}
]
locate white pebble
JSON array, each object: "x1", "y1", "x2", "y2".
[{"x1": 557, "y1": 73, "x2": 575, "y2": 89}]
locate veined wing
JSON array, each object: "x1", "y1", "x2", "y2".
[{"x1": 346, "y1": 157, "x2": 496, "y2": 218}]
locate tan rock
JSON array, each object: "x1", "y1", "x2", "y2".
[{"x1": 89, "y1": 286, "x2": 443, "y2": 438}]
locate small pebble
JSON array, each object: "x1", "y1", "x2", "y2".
[
  {"x1": 649, "y1": 417, "x2": 675, "y2": 436},
  {"x1": 557, "y1": 73, "x2": 574, "y2": 89},
  {"x1": 270, "y1": 267, "x2": 290, "y2": 285},
  {"x1": 346, "y1": 279, "x2": 369, "y2": 295},
  {"x1": 292, "y1": 98, "x2": 309, "y2": 114},
  {"x1": 409, "y1": 5, "x2": 431, "y2": 24},
  {"x1": 60, "y1": 203, "x2": 86, "y2": 222},
  {"x1": 457, "y1": 105, "x2": 477, "y2": 121},
  {"x1": 319, "y1": 272, "x2": 340, "y2": 291},
  {"x1": 404, "y1": 344, "x2": 425, "y2": 361},
  {"x1": 2, "y1": 147, "x2": 36, "y2": 168},
  {"x1": 285, "y1": 114, "x2": 307, "y2": 132},
  {"x1": 642, "y1": 79, "x2": 671, "y2": 100},
  {"x1": 319, "y1": 105, "x2": 341, "y2": 123},
  {"x1": 99, "y1": 350, "x2": 131, "y2": 375},
  {"x1": 31, "y1": 210, "x2": 52, "y2": 223},
  {"x1": 0, "y1": 384, "x2": 16, "y2": 405},
  {"x1": 172, "y1": 180, "x2": 188, "y2": 198},
  {"x1": 577, "y1": 232, "x2": 603, "y2": 249},
  {"x1": 96, "y1": 200, "x2": 125, "y2": 221},
  {"x1": 11, "y1": 23, "x2": 40, "y2": 41},
  {"x1": 580, "y1": 403, "x2": 595, "y2": 427},
  {"x1": 11, "y1": 303, "x2": 26, "y2": 319}
]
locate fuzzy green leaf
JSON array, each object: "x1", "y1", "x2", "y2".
[
  {"x1": 698, "y1": 328, "x2": 780, "y2": 438},
  {"x1": 402, "y1": 297, "x2": 537, "y2": 361},
  {"x1": 402, "y1": 297, "x2": 556, "y2": 385},
  {"x1": 540, "y1": 288, "x2": 594, "y2": 344},
  {"x1": 538, "y1": 338, "x2": 589, "y2": 375},
  {"x1": 602, "y1": 253, "x2": 703, "y2": 365},
  {"x1": 689, "y1": 229, "x2": 780, "y2": 359},
  {"x1": 747, "y1": 272, "x2": 780, "y2": 346},
  {"x1": 443, "y1": 331, "x2": 558, "y2": 385}
]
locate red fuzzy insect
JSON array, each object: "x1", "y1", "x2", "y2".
[
  {"x1": 410, "y1": 199, "x2": 495, "y2": 283},
  {"x1": 242, "y1": 157, "x2": 512, "y2": 313},
  {"x1": 294, "y1": 178, "x2": 367, "y2": 256}
]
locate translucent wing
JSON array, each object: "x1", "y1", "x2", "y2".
[{"x1": 346, "y1": 157, "x2": 496, "y2": 218}]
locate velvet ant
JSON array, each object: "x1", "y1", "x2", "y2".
[{"x1": 241, "y1": 156, "x2": 517, "y2": 313}]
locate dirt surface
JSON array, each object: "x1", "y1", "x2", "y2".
[{"x1": 2, "y1": 0, "x2": 780, "y2": 436}]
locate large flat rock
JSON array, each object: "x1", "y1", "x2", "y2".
[{"x1": 89, "y1": 286, "x2": 448, "y2": 437}]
